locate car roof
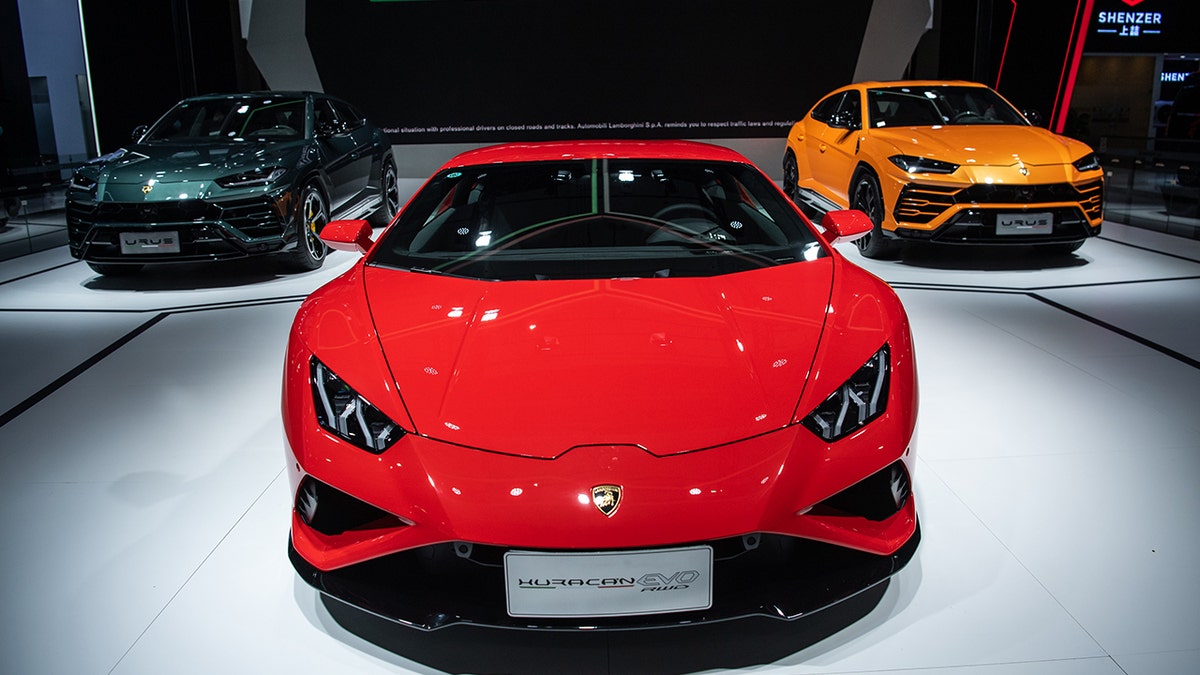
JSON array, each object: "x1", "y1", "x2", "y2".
[
  {"x1": 853, "y1": 80, "x2": 989, "y2": 90},
  {"x1": 180, "y1": 91, "x2": 317, "y2": 103},
  {"x1": 441, "y1": 140, "x2": 751, "y2": 169}
]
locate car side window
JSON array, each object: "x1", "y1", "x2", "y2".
[
  {"x1": 332, "y1": 101, "x2": 365, "y2": 132},
  {"x1": 810, "y1": 93, "x2": 846, "y2": 124},
  {"x1": 314, "y1": 98, "x2": 342, "y2": 135},
  {"x1": 835, "y1": 92, "x2": 862, "y2": 129}
]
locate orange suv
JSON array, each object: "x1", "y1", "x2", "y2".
[{"x1": 783, "y1": 81, "x2": 1104, "y2": 258}]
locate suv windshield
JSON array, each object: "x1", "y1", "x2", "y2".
[
  {"x1": 371, "y1": 159, "x2": 824, "y2": 280},
  {"x1": 867, "y1": 85, "x2": 1028, "y2": 127},
  {"x1": 143, "y1": 97, "x2": 307, "y2": 142}
]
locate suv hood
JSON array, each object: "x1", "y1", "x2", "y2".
[
  {"x1": 82, "y1": 141, "x2": 303, "y2": 201},
  {"x1": 870, "y1": 125, "x2": 1092, "y2": 166}
]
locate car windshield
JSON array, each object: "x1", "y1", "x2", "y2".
[
  {"x1": 142, "y1": 97, "x2": 307, "y2": 142},
  {"x1": 866, "y1": 85, "x2": 1028, "y2": 127},
  {"x1": 370, "y1": 158, "x2": 824, "y2": 280}
]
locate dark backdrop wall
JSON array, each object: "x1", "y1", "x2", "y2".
[
  {"x1": 79, "y1": 0, "x2": 260, "y2": 152},
  {"x1": 72, "y1": 0, "x2": 1142, "y2": 156},
  {"x1": 304, "y1": 0, "x2": 873, "y2": 144},
  {"x1": 0, "y1": 0, "x2": 39, "y2": 170}
]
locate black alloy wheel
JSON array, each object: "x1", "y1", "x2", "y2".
[
  {"x1": 851, "y1": 172, "x2": 900, "y2": 259},
  {"x1": 782, "y1": 152, "x2": 799, "y2": 200},
  {"x1": 370, "y1": 158, "x2": 401, "y2": 227},
  {"x1": 287, "y1": 183, "x2": 329, "y2": 271}
]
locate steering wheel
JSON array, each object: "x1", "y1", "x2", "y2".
[
  {"x1": 952, "y1": 111, "x2": 982, "y2": 123},
  {"x1": 651, "y1": 203, "x2": 718, "y2": 222}
]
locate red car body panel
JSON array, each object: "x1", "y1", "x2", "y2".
[{"x1": 283, "y1": 140, "x2": 919, "y2": 629}]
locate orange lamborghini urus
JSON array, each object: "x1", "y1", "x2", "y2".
[{"x1": 783, "y1": 81, "x2": 1104, "y2": 258}]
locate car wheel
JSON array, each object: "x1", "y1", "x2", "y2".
[
  {"x1": 851, "y1": 171, "x2": 901, "y2": 259},
  {"x1": 369, "y1": 158, "x2": 400, "y2": 227},
  {"x1": 87, "y1": 262, "x2": 143, "y2": 276},
  {"x1": 286, "y1": 183, "x2": 329, "y2": 271},
  {"x1": 782, "y1": 152, "x2": 799, "y2": 200}
]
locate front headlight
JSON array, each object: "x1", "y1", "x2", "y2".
[
  {"x1": 888, "y1": 155, "x2": 960, "y2": 174},
  {"x1": 70, "y1": 173, "x2": 97, "y2": 191},
  {"x1": 215, "y1": 166, "x2": 286, "y2": 188},
  {"x1": 1072, "y1": 153, "x2": 1101, "y2": 172},
  {"x1": 311, "y1": 358, "x2": 405, "y2": 453},
  {"x1": 801, "y1": 344, "x2": 890, "y2": 442}
]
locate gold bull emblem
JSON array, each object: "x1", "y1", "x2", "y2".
[{"x1": 591, "y1": 484, "x2": 622, "y2": 517}]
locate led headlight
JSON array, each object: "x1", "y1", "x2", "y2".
[
  {"x1": 311, "y1": 358, "x2": 404, "y2": 453},
  {"x1": 801, "y1": 344, "x2": 890, "y2": 442},
  {"x1": 888, "y1": 155, "x2": 959, "y2": 174},
  {"x1": 215, "y1": 166, "x2": 286, "y2": 188},
  {"x1": 70, "y1": 173, "x2": 97, "y2": 191},
  {"x1": 1072, "y1": 153, "x2": 1101, "y2": 172}
]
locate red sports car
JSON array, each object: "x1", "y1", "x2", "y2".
[{"x1": 283, "y1": 140, "x2": 919, "y2": 630}]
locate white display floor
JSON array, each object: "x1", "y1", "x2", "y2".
[{"x1": 0, "y1": 222, "x2": 1197, "y2": 674}]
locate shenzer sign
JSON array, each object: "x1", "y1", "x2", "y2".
[{"x1": 1087, "y1": 0, "x2": 1197, "y2": 52}]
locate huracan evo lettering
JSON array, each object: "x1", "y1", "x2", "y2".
[
  {"x1": 517, "y1": 571, "x2": 701, "y2": 590},
  {"x1": 518, "y1": 577, "x2": 637, "y2": 589}
]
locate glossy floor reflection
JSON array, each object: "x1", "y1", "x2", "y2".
[{"x1": 0, "y1": 223, "x2": 1197, "y2": 674}]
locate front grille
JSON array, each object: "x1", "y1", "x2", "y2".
[
  {"x1": 894, "y1": 179, "x2": 1105, "y2": 227},
  {"x1": 894, "y1": 184, "x2": 957, "y2": 224},
  {"x1": 66, "y1": 194, "x2": 292, "y2": 261}
]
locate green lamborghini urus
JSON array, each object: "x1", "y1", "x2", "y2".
[{"x1": 67, "y1": 92, "x2": 400, "y2": 275}]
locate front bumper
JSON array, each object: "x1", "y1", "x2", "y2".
[
  {"x1": 289, "y1": 518, "x2": 920, "y2": 631},
  {"x1": 66, "y1": 192, "x2": 296, "y2": 262},
  {"x1": 887, "y1": 178, "x2": 1104, "y2": 245}
]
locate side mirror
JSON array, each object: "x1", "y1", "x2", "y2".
[
  {"x1": 828, "y1": 111, "x2": 860, "y2": 131},
  {"x1": 1023, "y1": 109, "x2": 1044, "y2": 127},
  {"x1": 819, "y1": 210, "x2": 873, "y2": 245},
  {"x1": 320, "y1": 219, "x2": 374, "y2": 255},
  {"x1": 315, "y1": 121, "x2": 342, "y2": 138},
  {"x1": 131, "y1": 124, "x2": 149, "y2": 142}
]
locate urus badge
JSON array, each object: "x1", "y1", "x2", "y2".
[
  {"x1": 142, "y1": 184, "x2": 153, "y2": 194},
  {"x1": 591, "y1": 484, "x2": 622, "y2": 517}
]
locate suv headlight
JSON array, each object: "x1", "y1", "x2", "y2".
[
  {"x1": 215, "y1": 166, "x2": 286, "y2": 188},
  {"x1": 888, "y1": 155, "x2": 959, "y2": 174},
  {"x1": 1072, "y1": 153, "x2": 1101, "y2": 172},
  {"x1": 801, "y1": 344, "x2": 890, "y2": 442},
  {"x1": 311, "y1": 358, "x2": 405, "y2": 453},
  {"x1": 70, "y1": 173, "x2": 97, "y2": 191}
]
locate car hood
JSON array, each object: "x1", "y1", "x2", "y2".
[
  {"x1": 363, "y1": 261, "x2": 835, "y2": 459},
  {"x1": 83, "y1": 141, "x2": 303, "y2": 199},
  {"x1": 870, "y1": 125, "x2": 1092, "y2": 166}
]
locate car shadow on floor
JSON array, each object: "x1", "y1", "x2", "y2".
[
  {"x1": 319, "y1": 582, "x2": 890, "y2": 675},
  {"x1": 80, "y1": 258, "x2": 296, "y2": 292},
  {"x1": 883, "y1": 244, "x2": 1092, "y2": 272}
]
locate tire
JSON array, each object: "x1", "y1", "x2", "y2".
[
  {"x1": 851, "y1": 171, "x2": 901, "y2": 259},
  {"x1": 782, "y1": 152, "x2": 799, "y2": 200},
  {"x1": 87, "y1": 262, "x2": 143, "y2": 276},
  {"x1": 285, "y1": 183, "x2": 329, "y2": 271},
  {"x1": 369, "y1": 158, "x2": 401, "y2": 227}
]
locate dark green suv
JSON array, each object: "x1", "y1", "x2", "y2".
[{"x1": 67, "y1": 92, "x2": 400, "y2": 275}]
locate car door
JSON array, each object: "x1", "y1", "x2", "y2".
[
  {"x1": 313, "y1": 97, "x2": 371, "y2": 212},
  {"x1": 811, "y1": 90, "x2": 864, "y2": 204}
]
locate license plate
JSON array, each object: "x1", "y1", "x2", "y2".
[
  {"x1": 996, "y1": 213, "x2": 1052, "y2": 235},
  {"x1": 119, "y1": 231, "x2": 180, "y2": 254},
  {"x1": 504, "y1": 546, "x2": 713, "y2": 618}
]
